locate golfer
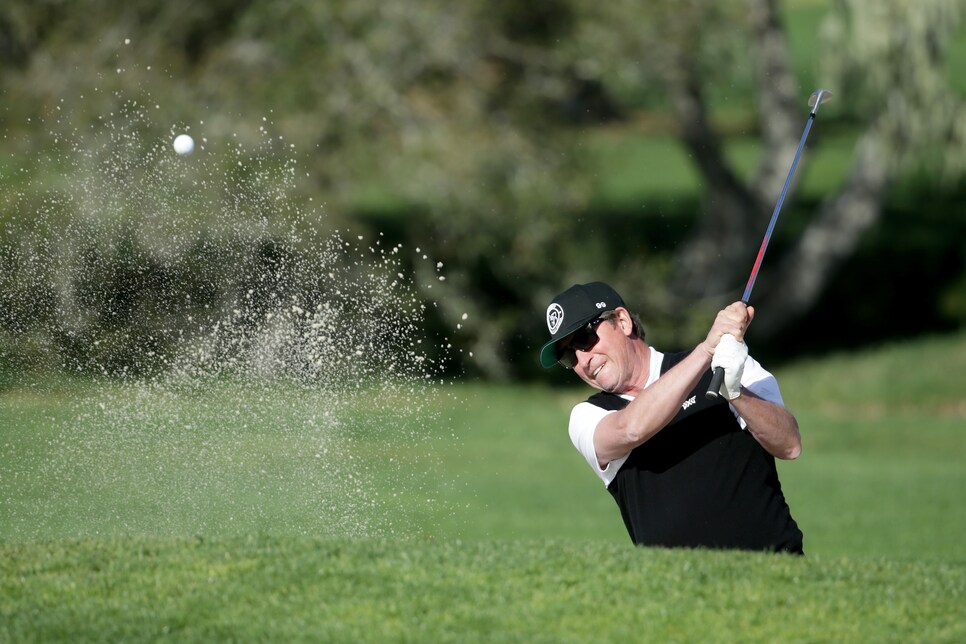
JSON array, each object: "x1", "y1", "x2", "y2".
[{"x1": 541, "y1": 282, "x2": 804, "y2": 553}]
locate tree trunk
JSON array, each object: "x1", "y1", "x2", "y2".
[
  {"x1": 747, "y1": 0, "x2": 808, "y2": 199},
  {"x1": 751, "y1": 124, "x2": 893, "y2": 338},
  {"x1": 668, "y1": 0, "x2": 806, "y2": 303},
  {"x1": 669, "y1": 0, "x2": 897, "y2": 342},
  {"x1": 667, "y1": 58, "x2": 764, "y2": 301}
]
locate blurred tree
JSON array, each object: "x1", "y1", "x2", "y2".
[
  {"x1": 762, "y1": 0, "x2": 966, "y2": 336},
  {"x1": 568, "y1": 0, "x2": 966, "y2": 339},
  {"x1": 1, "y1": 0, "x2": 964, "y2": 379},
  {"x1": 1, "y1": 0, "x2": 594, "y2": 378},
  {"x1": 191, "y1": 1, "x2": 595, "y2": 377}
]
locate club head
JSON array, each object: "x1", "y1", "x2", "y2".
[{"x1": 808, "y1": 89, "x2": 833, "y2": 114}]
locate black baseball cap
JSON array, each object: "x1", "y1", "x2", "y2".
[{"x1": 539, "y1": 282, "x2": 625, "y2": 368}]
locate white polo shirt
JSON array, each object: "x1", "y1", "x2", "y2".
[{"x1": 568, "y1": 347, "x2": 785, "y2": 486}]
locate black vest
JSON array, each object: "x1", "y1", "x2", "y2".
[{"x1": 593, "y1": 350, "x2": 803, "y2": 553}]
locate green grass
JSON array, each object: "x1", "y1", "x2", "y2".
[
  {"x1": 580, "y1": 123, "x2": 859, "y2": 211},
  {"x1": 581, "y1": 131, "x2": 700, "y2": 206},
  {"x1": 2, "y1": 334, "x2": 963, "y2": 551},
  {"x1": 2, "y1": 537, "x2": 963, "y2": 642},
  {"x1": 0, "y1": 377, "x2": 621, "y2": 544},
  {"x1": 773, "y1": 334, "x2": 966, "y2": 562},
  {"x1": 2, "y1": 332, "x2": 964, "y2": 640}
]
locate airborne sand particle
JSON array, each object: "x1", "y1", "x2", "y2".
[{"x1": 1, "y1": 89, "x2": 461, "y2": 541}]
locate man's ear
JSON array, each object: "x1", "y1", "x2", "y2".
[{"x1": 616, "y1": 307, "x2": 633, "y2": 336}]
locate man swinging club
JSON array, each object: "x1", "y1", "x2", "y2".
[
  {"x1": 540, "y1": 282, "x2": 804, "y2": 553},
  {"x1": 538, "y1": 90, "x2": 831, "y2": 553}
]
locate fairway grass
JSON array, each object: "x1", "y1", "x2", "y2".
[
  {"x1": 3, "y1": 536, "x2": 963, "y2": 642},
  {"x1": 2, "y1": 332, "x2": 964, "y2": 640},
  {"x1": 774, "y1": 333, "x2": 966, "y2": 561}
]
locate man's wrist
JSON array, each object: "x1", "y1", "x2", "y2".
[{"x1": 699, "y1": 341, "x2": 714, "y2": 359}]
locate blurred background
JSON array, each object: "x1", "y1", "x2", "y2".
[{"x1": 2, "y1": 0, "x2": 964, "y2": 384}]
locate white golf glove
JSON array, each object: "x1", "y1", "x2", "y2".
[{"x1": 711, "y1": 334, "x2": 748, "y2": 400}]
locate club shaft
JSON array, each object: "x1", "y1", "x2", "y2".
[
  {"x1": 706, "y1": 89, "x2": 829, "y2": 402},
  {"x1": 741, "y1": 114, "x2": 815, "y2": 303}
]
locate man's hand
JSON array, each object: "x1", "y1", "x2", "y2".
[
  {"x1": 711, "y1": 334, "x2": 748, "y2": 400},
  {"x1": 700, "y1": 302, "x2": 755, "y2": 357}
]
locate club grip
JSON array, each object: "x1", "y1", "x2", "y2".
[{"x1": 706, "y1": 366, "x2": 725, "y2": 401}]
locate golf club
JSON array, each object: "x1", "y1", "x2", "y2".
[{"x1": 706, "y1": 88, "x2": 832, "y2": 401}]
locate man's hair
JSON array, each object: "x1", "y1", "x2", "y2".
[{"x1": 601, "y1": 308, "x2": 645, "y2": 341}]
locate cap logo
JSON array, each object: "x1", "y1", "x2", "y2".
[{"x1": 547, "y1": 303, "x2": 564, "y2": 335}]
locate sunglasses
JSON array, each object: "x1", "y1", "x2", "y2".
[{"x1": 556, "y1": 316, "x2": 607, "y2": 369}]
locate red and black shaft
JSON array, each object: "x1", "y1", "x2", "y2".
[{"x1": 706, "y1": 89, "x2": 832, "y2": 401}]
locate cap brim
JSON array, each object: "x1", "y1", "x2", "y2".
[
  {"x1": 539, "y1": 318, "x2": 588, "y2": 368},
  {"x1": 539, "y1": 340, "x2": 561, "y2": 369}
]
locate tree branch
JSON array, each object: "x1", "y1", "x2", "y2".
[
  {"x1": 667, "y1": 55, "x2": 763, "y2": 299},
  {"x1": 747, "y1": 0, "x2": 809, "y2": 199},
  {"x1": 752, "y1": 119, "x2": 894, "y2": 337}
]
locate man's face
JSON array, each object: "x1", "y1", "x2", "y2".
[{"x1": 567, "y1": 308, "x2": 638, "y2": 394}]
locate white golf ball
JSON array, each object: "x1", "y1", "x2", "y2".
[{"x1": 173, "y1": 133, "x2": 195, "y2": 155}]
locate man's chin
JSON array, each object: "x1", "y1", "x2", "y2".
[{"x1": 590, "y1": 373, "x2": 617, "y2": 393}]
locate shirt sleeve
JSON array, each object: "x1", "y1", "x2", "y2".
[
  {"x1": 732, "y1": 354, "x2": 785, "y2": 428},
  {"x1": 568, "y1": 401, "x2": 631, "y2": 487}
]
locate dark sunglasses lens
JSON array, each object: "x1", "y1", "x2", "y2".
[
  {"x1": 557, "y1": 349, "x2": 577, "y2": 369},
  {"x1": 570, "y1": 325, "x2": 599, "y2": 351},
  {"x1": 555, "y1": 318, "x2": 603, "y2": 368}
]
